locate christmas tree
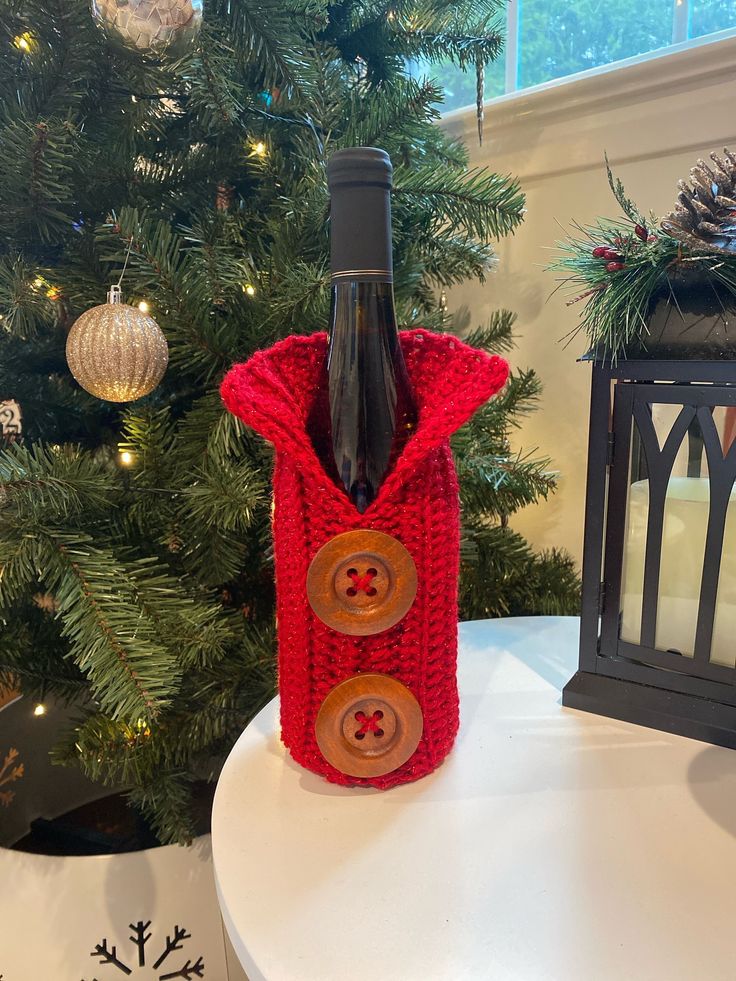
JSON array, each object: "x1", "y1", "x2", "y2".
[{"x1": 0, "y1": 0, "x2": 578, "y2": 843}]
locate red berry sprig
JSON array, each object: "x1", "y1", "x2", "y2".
[
  {"x1": 590, "y1": 221, "x2": 654, "y2": 275},
  {"x1": 592, "y1": 246, "x2": 623, "y2": 260}
]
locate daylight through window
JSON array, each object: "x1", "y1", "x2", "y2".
[{"x1": 436, "y1": 0, "x2": 736, "y2": 113}]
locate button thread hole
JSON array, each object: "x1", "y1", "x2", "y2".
[
  {"x1": 345, "y1": 567, "x2": 378, "y2": 597},
  {"x1": 354, "y1": 709, "x2": 386, "y2": 738}
]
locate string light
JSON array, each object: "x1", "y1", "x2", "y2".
[
  {"x1": 119, "y1": 450, "x2": 134, "y2": 466},
  {"x1": 124, "y1": 718, "x2": 152, "y2": 745},
  {"x1": 32, "y1": 276, "x2": 45, "y2": 290},
  {"x1": 46, "y1": 286, "x2": 61, "y2": 301},
  {"x1": 13, "y1": 33, "x2": 34, "y2": 53},
  {"x1": 243, "y1": 283, "x2": 256, "y2": 297},
  {"x1": 138, "y1": 300, "x2": 150, "y2": 313},
  {"x1": 33, "y1": 704, "x2": 46, "y2": 717},
  {"x1": 251, "y1": 141, "x2": 267, "y2": 158}
]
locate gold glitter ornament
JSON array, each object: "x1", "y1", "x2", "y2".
[
  {"x1": 90, "y1": 0, "x2": 203, "y2": 58},
  {"x1": 66, "y1": 286, "x2": 168, "y2": 402}
]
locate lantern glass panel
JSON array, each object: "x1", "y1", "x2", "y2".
[
  {"x1": 711, "y1": 489, "x2": 736, "y2": 667},
  {"x1": 619, "y1": 468, "x2": 648, "y2": 649},
  {"x1": 618, "y1": 394, "x2": 736, "y2": 670}
]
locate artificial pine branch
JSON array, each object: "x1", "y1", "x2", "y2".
[
  {"x1": 339, "y1": 76, "x2": 442, "y2": 148},
  {"x1": 40, "y1": 534, "x2": 182, "y2": 722},
  {"x1": 464, "y1": 310, "x2": 517, "y2": 353},
  {"x1": 0, "y1": 442, "x2": 114, "y2": 520},
  {"x1": 394, "y1": 165, "x2": 525, "y2": 240},
  {"x1": 605, "y1": 152, "x2": 645, "y2": 226},
  {"x1": 211, "y1": 0, "x2": 319, "y2": 96}
]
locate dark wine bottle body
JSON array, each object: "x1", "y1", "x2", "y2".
[{"x1": 324, "y1": 280, "x2": 415, "y2": 512}]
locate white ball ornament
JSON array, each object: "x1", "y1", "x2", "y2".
[
  {"x1": 66, "y1": 286, "x2": 169, "y2": 403},
  {"x1": 90, "y1": 0, "x2": 204, "y2": 58}
]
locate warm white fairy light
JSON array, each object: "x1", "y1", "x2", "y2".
[
  {"x1": 119, "y1": 450, "x2": 134, "y2": 466},
  {"x1": 251, "y1": 141, "x2": 267, "y2": 158},
  {"x1": 33, "y1": 704, "x2": 46, "y2": 717},
  {"x1": 138, "y1": 300, "x2": 150, "y2": 313},
  {"x1": 13, "y1": 33, "x2": 33, "y2": 52},
  {"x1": 243, "y1": 284, "x2": 256, "y2": 297}
]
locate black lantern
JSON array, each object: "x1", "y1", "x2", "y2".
[{"x1": 563, "y1": 273, "x2": 736, "y2": 747}]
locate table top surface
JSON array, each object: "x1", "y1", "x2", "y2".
[{"x1": 212, "y1": 616, "x2": 736, "y2": 981}]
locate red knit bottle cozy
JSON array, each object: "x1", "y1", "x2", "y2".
[{"x1": 221, "y1": 329, "x2": 508, "y2": 787}]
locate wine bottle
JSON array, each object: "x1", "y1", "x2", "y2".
[{"x1": 308, "y1": 147, "x2": 417, "y2": 513}]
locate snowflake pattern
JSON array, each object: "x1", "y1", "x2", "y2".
[
  {"x1": 84, "y1": 920, "x2": 204, "y2": 979},
  {"x1": 0, "y1": 747, "x2": 24, "y2": 808}
]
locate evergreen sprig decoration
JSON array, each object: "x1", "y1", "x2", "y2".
[{"x1": 552, "y1": 149, "x2": 736, "y2": 360}]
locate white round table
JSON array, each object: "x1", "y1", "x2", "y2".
[{"x1": 213, "y1": 616, "x2": 736, "y2": 981}]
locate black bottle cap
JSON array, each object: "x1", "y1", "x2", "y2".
[
  {"x1": 327, "y1": 147, "x2": 393, "y2": 282},
  {"x1": 327, "y1": 147, "x2": 393, "y2": 190}
]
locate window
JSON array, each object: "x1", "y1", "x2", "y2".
[{"x1": 439, "y1": 0, "x2": 736, "y2": 113}]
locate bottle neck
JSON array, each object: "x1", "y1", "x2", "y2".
[
  {"x1": 327, "y1": 280, "x2": 399, "y2": 360},
  {"x1": 330, "y1": 182, "x2": 393, "y2": 285},
  {"x1": 329, "y1": 278, "x2": 397, "y2": 316}
]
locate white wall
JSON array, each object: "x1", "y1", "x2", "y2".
[{"x1": 442, "y1": 33, "x2": 736, "y2": 567}]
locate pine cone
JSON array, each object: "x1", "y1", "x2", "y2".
[{"x1": 661, "y1": 149, "x2": 736, "y2": 253}]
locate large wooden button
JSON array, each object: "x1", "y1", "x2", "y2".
[
  {"x1": 315, "y1": 673, "x2": 423, "y2": 778},
  {"x1": 306, "y1": 530, "x2": 417, "y2": 636}
]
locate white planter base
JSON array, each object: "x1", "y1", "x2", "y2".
[{"x1": 0, "y1": 835, "x2": 236, "y2": 980}]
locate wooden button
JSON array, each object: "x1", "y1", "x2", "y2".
[
  {"x1": 306, "y1": 530, "x2": 417, "y2": 636},
  {"x1": 315, "y1": 673, "x2": 423, "y2": 778}
]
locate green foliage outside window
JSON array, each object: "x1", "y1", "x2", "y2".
[
  {"x1": 691, "y1": 0, "x2": 736, "y2": 36},
  {"x1": 435, "y1": 0, "x2": 736, "y2": 113},
  {"x1": 518, "y1": 0, "x2": 673, "y2": 88}
]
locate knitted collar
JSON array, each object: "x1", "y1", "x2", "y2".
[{"x1": 221, "y1": 328, "x2": 508, "y2": 517}]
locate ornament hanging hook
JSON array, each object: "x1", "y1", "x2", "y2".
[{"x1": 107, "y1": 235, "x2": 135, "y2": 303}]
